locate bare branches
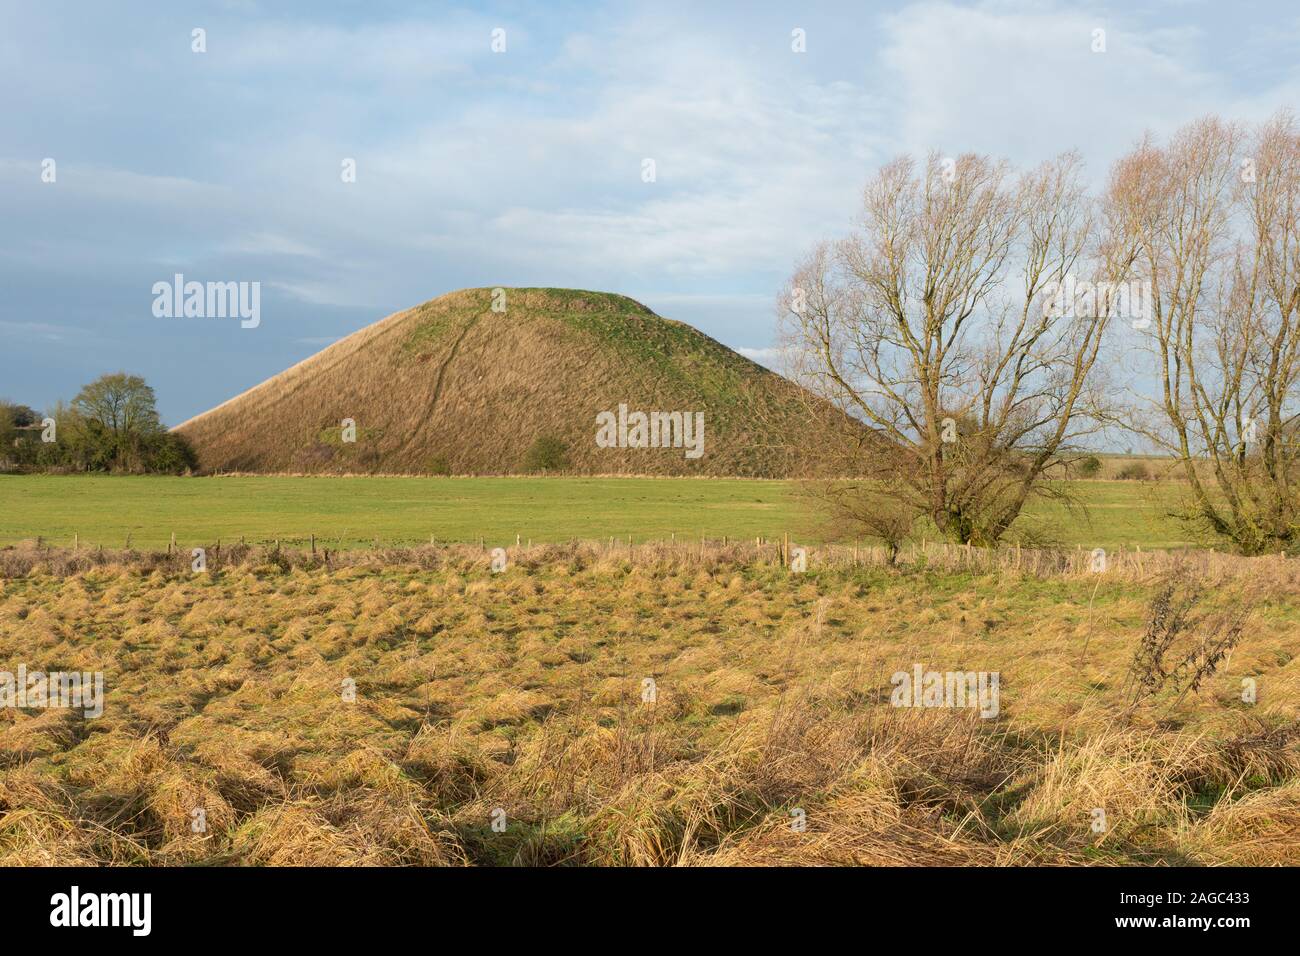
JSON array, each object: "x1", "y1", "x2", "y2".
[
  {"x1": 1108, "y1": 112, "x2": 1300, "y2": 553},
  {"x1": 779, "y1": 150, "x2": 1114, "y2": 545},
  {"x1": 1123, "y1": 581, "x2": 1249, "y2": 712}
]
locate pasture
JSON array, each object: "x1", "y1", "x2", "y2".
[{"x1": 0, "y1": 474, "x2": 1195, "y2": 552}]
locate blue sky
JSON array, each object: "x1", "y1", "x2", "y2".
[{"x1": 2, "y1": 0, "x2": 1298, "y2": 424}]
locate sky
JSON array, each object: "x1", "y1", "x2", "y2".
[{"x1": 2, "y1": 0, "x2": 1299, "y2": 425}]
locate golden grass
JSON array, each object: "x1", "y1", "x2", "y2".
[{"x1": 1, "y1": 539, "x2": 1297, "y2": 866}]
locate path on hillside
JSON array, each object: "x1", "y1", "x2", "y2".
[{"x1": 389, "y1": 312, "x2": 484, "y2": 467}]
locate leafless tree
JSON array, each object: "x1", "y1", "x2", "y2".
[
  {"x1": 1107, "y1": 113, "x2": 1300, "y2": 553},
  {"x1": 779, "y1": 151, "x2": 1119, "y2": 546}
]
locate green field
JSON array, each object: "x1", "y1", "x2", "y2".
[{"x1": 0, "y1": 474, "x2": 1195, "y2": 551}]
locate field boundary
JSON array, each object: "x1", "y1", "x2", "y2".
[{"x1": 2, "y1": 536, "x2": 1289, "y2": 585}]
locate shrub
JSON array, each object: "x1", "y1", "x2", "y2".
[
  {"x1": 145, "y1": 431, "x2": 199, "y2": 475},
  {"x1": 521, "y1": 435, "x2": 568, "y2": 474},
  {"x1": 0, "y1": 405, "x2": 15, "y2": 471},
  {"x1": 1124, "y1": 583, "x2": 1247, "y2": 710},
  {"x1": 1116, "y1": 461, "x2": 1150, "y2": 481},
  {"x1": 2, "y1": 379, "x2": 196, "y2": 475},
  {"x1": 1078, "y1": 455, "x2": 1102, "y2": 477},
  {"x1": 428, "y1": 454, "x2": 452, "y2": 476}
]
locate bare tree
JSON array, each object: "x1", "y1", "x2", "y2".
[
  {"x1": 1108, "y1": 113, "x2": 1300, "y2": 554},
  {"x1": 779, "y1": 152, "x2": 1118, "y2": 546}
]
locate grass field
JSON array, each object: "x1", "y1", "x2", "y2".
[
  {"x1": 0, "y1": 474, "x2": 1196, "y2": 552},
  {"x1": 1, "y1": 541, "x2": 1296, "y2": 865}
]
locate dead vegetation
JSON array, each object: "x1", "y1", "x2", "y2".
[
  {"x1": 1, "y1": 539, "x2": 1298, "y2": 866},
  {"x1": 1123, "y1": 585, "x2": 1250, "y2": 712}
]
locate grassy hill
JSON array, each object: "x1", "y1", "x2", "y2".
[{"x1": 176, "y1": 288, "x2": 856, "y2": 477}]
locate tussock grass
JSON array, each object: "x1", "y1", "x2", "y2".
[{"x1": 1, "y1": 539, "x2": 1296, "y2": 866}]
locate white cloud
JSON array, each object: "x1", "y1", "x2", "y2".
[
  {"x1": 264, "y1": 280, "x2": 371, "y2": 309},
  {"x1": 0, "y1": 320, "x2": 72, "y2": 342},
  {"x1": 221, "y1": 19, "x2": 494, "y2": 83},
  {"x1": 0, "y1": 158, "x2": 226, "y2": 202},
  {"x1": 877, "y1": 1, "x2": 1224, "y2": 171},
  {"x1": 222, "y1": 232, "x2": 324, "y2": 259}
]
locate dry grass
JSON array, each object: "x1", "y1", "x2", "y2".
[{"x1": 1, "y1": 539, "x2": 1297, "y2": 866}]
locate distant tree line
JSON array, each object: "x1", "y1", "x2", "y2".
[{"x1": 1, "y1": 373, "x2": 195, "y2": 474}]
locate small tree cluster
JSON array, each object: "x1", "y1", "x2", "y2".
[{"x1": 1, "y1": 374, "x2": 195, "y2": 474}]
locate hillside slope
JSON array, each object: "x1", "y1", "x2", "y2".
[{"x1": 176, "y1": 288, "x2": 859, "y2": 476}]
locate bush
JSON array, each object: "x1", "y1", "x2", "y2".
[
  {"x1": 1078, "y1": 455, "x2": 1102, "y2": 477},
  {"x1": 428, "y1": 454, "x2": 452, "y2": 476},
  {"x1": 521, "y1": 435, "x2": 568, "y2": 473},
  {"x1": 2, "y1": 379, "x2": 197, "y2": 475},
  {"x1": 1116, "y1": 461, "x2": 1150, "y2": 481},
  {"x1": 144, "y1": 431, "x2": 199, "y2": 475},
  {"x1": 0, "y1": 404, "x2": 16, "y2": 471}
]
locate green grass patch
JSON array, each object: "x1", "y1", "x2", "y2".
[{"x1": 0, "y1": 475, "x2": 1195, "y2": 552}]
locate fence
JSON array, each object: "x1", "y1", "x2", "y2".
[{"x1": 2, "y1": 533, "x2": 1292, "y2": 586}]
